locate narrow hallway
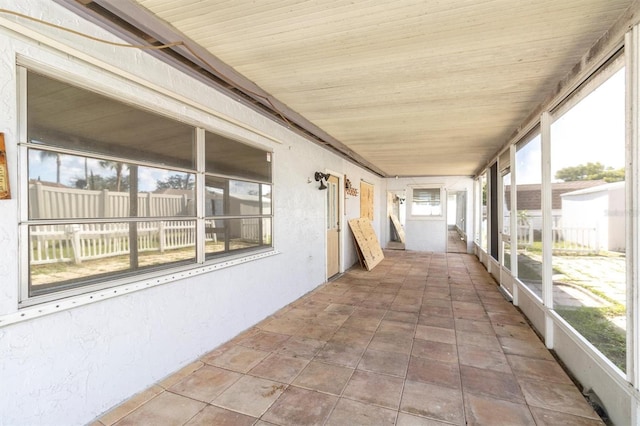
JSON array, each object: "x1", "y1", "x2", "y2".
[{"x1": 447, "y1": 228, "x2": 467, "y2": 253}]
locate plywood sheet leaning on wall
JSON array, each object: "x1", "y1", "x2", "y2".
[
  {"x1": 348, "y1": 218, "x2": 384, "y2": 271},
  {"x1": 389, "y1": 213, "x2": 405, "y2": 243},
  {"x1": 360, "y1": 181, "x2": 374, "y2": 221}
]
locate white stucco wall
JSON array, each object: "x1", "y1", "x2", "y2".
[{"x1": 0, "y1": 2, "x2": 384, "y2": 424}]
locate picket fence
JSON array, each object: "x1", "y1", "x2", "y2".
[
  {"x1": 29, "y1": 183, "x2": 264, "y2": 265},
  {"x1": 515, "y1": 221, "x2": 599, "y2": 254}
]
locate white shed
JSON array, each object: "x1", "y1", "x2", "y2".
[{"x1": 560, "y1": 181, "x2": 625, "y2": 252}]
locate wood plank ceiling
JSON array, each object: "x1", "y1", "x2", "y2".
[{"x1": 97, "y1": 1, "x2": 637, "y2": 176}]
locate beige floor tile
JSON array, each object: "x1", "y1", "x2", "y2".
[
  {"x1": 530, "y1": 406, "x2": 606, "y2": 425},
  {"x1": 168, "y1": 365, "x2": 242, "y2": 403},
  {"x1": 274, "y1": 335, "x2": 325, "y2": 359},
  {"x1": 414, "y1": 324, "x2": 456, "y2": 344},
  {"x1": 456, "y1": 330, "x2": 502, "y2": 351},
  {"x1": 489, "y1": 311, "x2": 530, "y2": 327},
  {"x1": 184, "y1": 405, "x2": 257, "y2": 426},
  {"x1": 460, "y1": 365, "x2": 525, "y2": 404},
  {"x1": 294, "y1": 323, "x2": 339, "y2": 341},
  {"x1": 493, "y1": 322, "x2": 540, "y2": 340},
  {"x1": 203, "y1": 344, "x2": 270, "y2": 373},
  {"x1": 400, "y1": 380, "x2": 464, "y2": 424},
  {"x1": 377, "y1": 319, "x2": 416, "y2": 335},
  {"x1": 342, "y1": 315, "x2": 384, "y2": 331},
  {"x1": 396, "y1": 412, "x2": 452, "y2": 425},
  {"x1": 262, "y1": 386, "x2": 337, "y2": 426},
  {"x1": 454, "y1": 318, "x2": 495, "y2": 335},
  {"x1": 464, "y1": 393, "x2": 535, "y2": 426},
  {"x1": 507, "y1": 354, "x2": 574, "y2": 384},
  {"x1": 407, "y1": 357, "x2": 461, "y2": 389},
  {"x1": 519, "y1": 378, "x2": 602, "y2": 418},
  {"x1": 212, "y1": 375, "x2": 285, "y2": 417},
  {"x1": 384, "y1": 310, "x2": 419, "y2": 324},
  {"x1": 368, "y1": 331, "x2": 414, "y2": 354},
  {"x1": 99, "y1": 385, "x2": 164, "y2": 426},
  {"x1": 458, "y1": 345, "x2": 511, "y2": 373},
  {"x1": 358, "y1": 348, "x2": 410, "y2": 377},
  {"x1": 259, "y1": 317, "x2": 304, "y2": 335},
  {"x1": 421, "y1": 305, "x2": 454, "y2": 318},
  {"x1": 417, "y1": 314, "x2": 455, "y2": 329},
  {"x1": 498, "y1": 335, "x2": 554, "y2": 360},
  {"x1": 326, "y1": 398, "x2": 397, "y2": 426},
  {"x1": 314, "y1": 341, "x2": 366, "y2": 367},
  {"x1": 342, "y1": 370, "x2": 404, "y2": 409},
  {"x1": 324, "y1": 303, "x2": 356, "y2": 315},
  {"x1": 158, "y1": 361, "x2": 204, "y2": 390},
  {"x1": 411, "y1": 339, "x2": 458, "y2": 363},
  {"x1": 330, "y1": 327, "x2": 374, "y2": 347},
  {"x1": 293, "y1": 360, "x2": 354, "y2": 395},
  {"x1": 113, "y1": 391, "x2": 205, "y2": 426},
  {"x1": 93, "y1": 252, "x2": 606, "y2": 426},
  {"x1": 248, "y1": 353, "x2": 309, "y2": 383},
  {"x1": 237, "y1": 330, "x2": 291, "y2": 351}
]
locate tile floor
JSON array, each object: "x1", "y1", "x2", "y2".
[{"x1": 93, "y1": 251, "x2": 605, "y2": 426}]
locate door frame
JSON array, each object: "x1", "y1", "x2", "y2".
[{"x1": 325, "y1": 169, "x2": 344, "y2": 280}]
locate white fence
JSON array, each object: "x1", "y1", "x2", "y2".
[
  {"x1": 515, "y1": 221, "x2": 599, "y2": 254},
  {"x1": 30, "y1": 221, "x2": 198, "y2": 265},
  {"x1": 29, "y1": 183, "x2": 265, "y2": 265},
  {"x1": 29, "y1": 182, "x2": 192, "y2": 218}
]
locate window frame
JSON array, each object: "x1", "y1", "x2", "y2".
[
  {"x1": 408, "y1": 185, "x2": 444, "y2": 219},
  {"x1": 18, "y1": 65, "x2": 275, "y2": 307}
]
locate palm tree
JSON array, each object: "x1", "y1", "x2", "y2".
[
  {"x1": 39, "y1": 150, "x2": 61, "y2": 184},
  {"x1": 99, "y1": 160, "x2": 126, "y2": 192}
]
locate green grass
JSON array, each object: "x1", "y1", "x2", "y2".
[{"x1": 556, "y1": 306, "x2": 626, "y2": 371}]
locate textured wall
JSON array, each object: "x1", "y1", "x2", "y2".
[{"x1": 0, "y1": 1, "x2": 383, "y2": 424}]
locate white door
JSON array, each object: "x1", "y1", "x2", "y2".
[{"x1": 326, "y1": 175, "x2": 340, "y2": 278}]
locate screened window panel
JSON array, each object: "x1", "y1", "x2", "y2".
[
  {"x1": 205, "y1": 131, "x2": 272, "y2": 182},
  {"x1": 28, "y1": 149, "x2": 195, "y2": 219},
  {"x1": 28, "y1": 220, "x2": 196, "y2": 297},
  {"x1": 22, "y1": 67, "x2": 273, "y2": 303},
  {"x1": 550, "y1": 66, "x2": 626, "y2": 372},
  {"x1": 27, "y1": 71, "x2": 195, "y2": 169},
  {"x1": 204, "y1": 177, "x2": 270, "y2": 217},
  {"x1": 204, "y1": 217, "x2": 272, "y2": 258}
]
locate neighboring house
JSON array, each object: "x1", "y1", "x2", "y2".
[
  {"x1": 561, "y1": 181, "x2": 626, "y2": 252},
  {"x1": 504, "y1": 180, "x2": 607, "y2": 237}
]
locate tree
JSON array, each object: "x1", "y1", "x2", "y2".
[
  {"x1": 99, "y1": 161, "x2": 126, "y2": 192},
  {"x1": 555, "y1": 162, "x2": 624, "y2": 183},
  {"x1": 72, "y1": 171, "x2": 130, "y2": 191},
  {"x1": 156, "y1": 173, "x2": 194, "y2": 190},
  {"x1": 40, "y1": 150, "x2": 61, "y2": 184}
]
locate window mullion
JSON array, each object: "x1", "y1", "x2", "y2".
[
  {"x1": 541, "y1": 111, "x2": 554, "y2": 349},
  {"x1": 625, "y1": 27, "x2": 639, "y2": 387},
  {"x1": 196, "y1": 128, "x2": 205, "y2": 264}
]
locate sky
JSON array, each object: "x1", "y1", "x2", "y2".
[
  {"x1": 29, "y1": 152, "x2": 168, "y2": 192},
  {"x1": 516, "y1": 67, "x2": 626, "y2": 184},
  {"x1": 29, "y1": 151, "x2": 271, "y2": 197}
]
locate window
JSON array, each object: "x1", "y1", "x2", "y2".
[
  {"x1": 501, "y1": 170, "x2": 512, "y2": 271},
  {"x1": 550, "y1": 63, "x2": 626, "y2": 372},
  {"x1": 480, "y1": 171, "x2": 488, "y2": 252},
  {"x1": 411, "y1": 187, "x2": 442, "y2": 216},
  {"x1": 514, "y1": 132, "x2": 542, "y2": 299},
  {"x1": 21, "y1": 68, "x2": 272, "y2": 303}
]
